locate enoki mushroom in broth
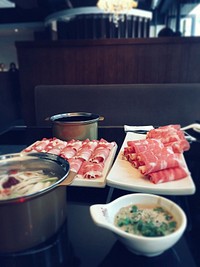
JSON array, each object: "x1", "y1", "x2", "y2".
[{"x1": 0, "y1": 170, "x2": 58, "y2": 200}]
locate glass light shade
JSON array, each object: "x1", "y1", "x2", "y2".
[{"x1": 97, "y1": 0, "x2": 138, "y2": 27}]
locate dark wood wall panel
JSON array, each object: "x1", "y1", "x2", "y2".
[{"x1": 16, "y1": 37, "x2": 200, "y2": 125}]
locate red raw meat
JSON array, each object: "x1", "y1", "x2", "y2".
[
  {"x1": 66, "y1": 139, "x2": 83, "y2": 151},
  {"x1": 22, "y1": 137, "x2": 115, "y2": 180},
  {"x1": 68, "y1": 158, "x2": 83, "y2": 173},
  {"x1": 98, "y1": 138, "x2": 116, "y2": 150},
  {"x1": 24, "y1": 138, "x2": 51, "y2": 152},
  {"x1": 75, "y1": 140, "x2": 98, "y2": 161},
  {"x1": 89, "y1": 147, "x2": 110, "y2": 163},
  {"x1": 78, "y1": 161, "x2": 104, "y2": 179},
  {"x1": 137, "y1": 147, "x2": 184, "y2": 175},
  {"x1": 124, "y1": 139, "x2": 164, "y2": 162},
  {"x1": 146, "y1": 125, "x2": 181, "y2": 140},
  {"x1": 60, "y1": 146, "x2": 76, "y2": 159},
  {"x1": 89, "y1": 139, "x2": 116, "y2": 163},
  {"x1": 75, "y1": 147, "x2": 94, "y2": 161},
  {"x1": 126, "y1": 139, "x2": 164, "y2": 153},
  {"x1": 123, "y1": 124, "x2": 190, "y2": 184},
  {"x1": 46, "y1": 139, "x2": 67, "y2": 155},
  {"x1": 148, "y1": 166, "x2": 188, "y2": 184},
  {"x1": 146, "y1": 125, "x2": 190, "y2": 153},
  {"x1": 47, "y1": 147, "x2": 62, "y2": 155}
]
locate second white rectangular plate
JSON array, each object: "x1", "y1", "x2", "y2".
[{"x1": 106, "y1": 132, "x2": 196, "y2": 195}]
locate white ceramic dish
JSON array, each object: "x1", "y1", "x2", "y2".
[
  {"x1": 90, "y1": 193, "x2": 187, "y2": 257},
  {"x1": 106, "y1": 132, "x2": 196, "y2": 195}
]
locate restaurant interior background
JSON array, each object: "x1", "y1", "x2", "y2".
[
  {"x1": 1, "y1": 0, "x2": 200, "y2": 66},
  {"x1": 1, "y1": 3, "x2": 200, "y2": 267},
  {"x1": 0, "y1": 0, "x2": 200, "y2": 131}
]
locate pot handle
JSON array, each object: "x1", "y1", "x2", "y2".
[
  {"x1": 59, "y1": 171, "x2": 77, "y2": 186},
  {"x1": 99, "y1": 116, "x2": 104, "y2": 121}
]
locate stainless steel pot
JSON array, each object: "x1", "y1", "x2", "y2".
[
  {"x1": 0, "y1": 152, "x2": 76, "y2": 253},
  {"x1": 49, "y1": 112, "x2": 104, "y2": 141}
]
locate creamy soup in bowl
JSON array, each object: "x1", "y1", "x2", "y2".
[{"x1": 114, "y1": 204, "x2": 177, "y2": 237}]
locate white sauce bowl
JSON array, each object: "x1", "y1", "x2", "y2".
[{"x1": 90, "y1": 193, "x2": 187, "y2": 257}]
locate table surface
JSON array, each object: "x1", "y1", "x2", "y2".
[{"x1": 0, "y1": 126, "x2": 200, "y2": 267}]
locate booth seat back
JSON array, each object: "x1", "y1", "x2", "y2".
[{"x1": 34, "y1": 84, "x2": 200, "y2": 127}]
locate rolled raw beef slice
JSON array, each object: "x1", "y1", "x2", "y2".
[
  {"x1": 137, "y1": 147, "x2": 185, "y2": 175},
  {"x1": 148, "y1": 166, "x2": 188, "y2": 184}
]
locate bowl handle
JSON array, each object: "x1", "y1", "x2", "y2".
[{"x1": 90, "y1": 204, "x2": 111, "y2": 229}]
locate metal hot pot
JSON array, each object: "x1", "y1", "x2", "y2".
[
  {"x1": 0, "y1": 152, "x2": 75, "y2": 253},
  {"x1": 49, "y1": 112, "x2": 104, "y2": 141}
]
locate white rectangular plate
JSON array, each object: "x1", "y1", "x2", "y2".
[
  {"x1": 106, "y1": 132, "x2": 196, "y2": 195},
  {"x1": 71, "y1": 144, "x2": 118, "y2": 188}
]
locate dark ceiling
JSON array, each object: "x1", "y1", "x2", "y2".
[{"x1": 0, "y1": 0, "x2": 199, "y2": 24}]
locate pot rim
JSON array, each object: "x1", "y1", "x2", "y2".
[
  {"x1": 0, "y1": 152, "x2": 70, "y2": 205},
  {"x1": 50, "y1": 112, "x2": 101, "y2": 125}
]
